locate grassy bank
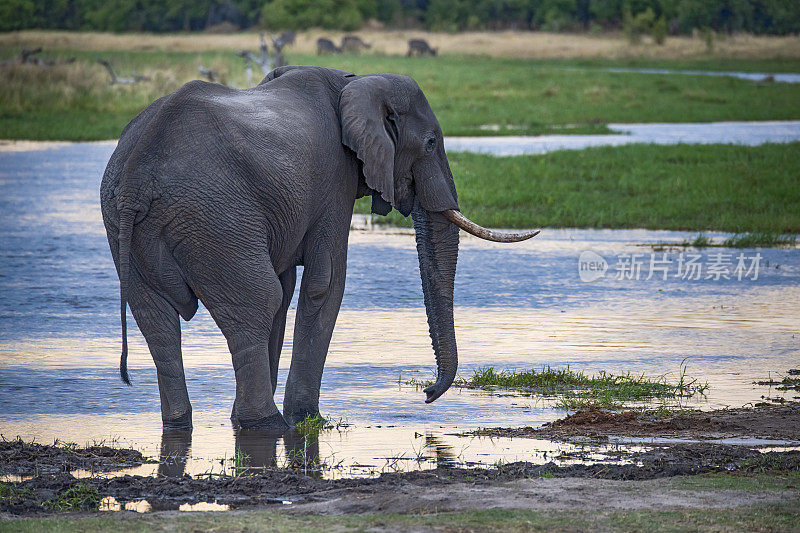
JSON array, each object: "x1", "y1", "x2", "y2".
[
  {"x1": 358, "y1": 143, "x2": 800, "y2": 233},
  {"x1": 2, "y1": 48, "x2": 800, "y2": 139}
]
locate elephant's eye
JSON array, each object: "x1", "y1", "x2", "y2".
[{"x1": 425, "y1": 137, "x2": 436, "y2": 153}]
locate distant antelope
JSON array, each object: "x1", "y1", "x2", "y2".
[
  {"x1": 278, "y1": 30, "x2": 296, "y2": 46},
  {"x1": 316, "y1": 38, "x2": 342, "y2": 55},
  {"x1": 407, "y1": 39, "x2": 437, "y2": 57},
  {"x1": 341, "y1": 35, "x2": 371, "y2": 54}
]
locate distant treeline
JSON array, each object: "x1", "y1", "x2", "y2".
[{"x1": 3, "y1": 0, "x2": 798, "y2": 35}]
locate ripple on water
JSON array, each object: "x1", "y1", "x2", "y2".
[{"x1": 1, "y1": 142, "x2": 799, "y2": 478}]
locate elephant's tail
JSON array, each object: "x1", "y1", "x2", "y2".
[{"x1": 118, "y1": 208, "x2": 135, "y2": 386}]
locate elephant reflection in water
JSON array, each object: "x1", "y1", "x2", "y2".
[
  {"x1": 423, "y1": 433, "x2": 457, "y2": 469},
  {"x1": 156, "y1": 430, "x2": 322, "y2": 477},
  {"x1": 158, "y1": 430, "x2": 192, "y2": 477}
]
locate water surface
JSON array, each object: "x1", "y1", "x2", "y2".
[
  {"x1": 1, "y1": 143, "x2": 798, "y2": 478},
  {"x1": 446, "y1": 120, "x2": 800, "y2": 155}
]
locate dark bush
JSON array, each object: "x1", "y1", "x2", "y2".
[{"x1": 7, "y1": 0, "x2": 800, "y2": 35}]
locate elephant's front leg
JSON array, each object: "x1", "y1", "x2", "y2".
[{"x1": 283, "y1": 247, "x2": 346, "y2": 425}]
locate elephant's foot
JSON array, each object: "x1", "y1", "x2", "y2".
[
  {"x1": 237, "y1": 412, "x2": 289, "y2": 431},
  {"x1": 162, "y1": 410, "x2": 193, "y2": 431}
]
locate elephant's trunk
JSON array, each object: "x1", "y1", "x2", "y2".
[{"x1": 412, "y1": 201, "x2": 459, "y2": 403}]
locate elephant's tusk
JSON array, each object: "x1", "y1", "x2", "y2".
[{"x1": 442, "y1": 210, "x2": 540, "y2": 243}]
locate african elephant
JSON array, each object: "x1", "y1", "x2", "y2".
[{"x1": 100, "y1": 65, "x2": 538, "y2": 431}]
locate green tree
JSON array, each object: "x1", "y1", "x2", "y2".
[
  {"x1": 260, "y1": 0, "x2": 365, "y2": 30},
  {"x1": 0, "y1": 0, "x2": 36, "y2": 30}
]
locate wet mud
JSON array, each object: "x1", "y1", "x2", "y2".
[
  {"x1": 0, "y1": 439, "x2": 145, "y2": 476},
  {"x1": 465, "y1": 404, "x2": 800, "y2": 441},
  {"x1": 3, "y1": 431, "x2": 799, "y2": 515},
  {"x1": 3, "y1": 448, "x2": 799, "y2": 515}
]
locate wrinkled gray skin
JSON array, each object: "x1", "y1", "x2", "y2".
[{"x1": 101, "y1": 66, "x2": 462, "y2": 431}]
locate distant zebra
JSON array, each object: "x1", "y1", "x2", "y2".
[
  {"x1": 407, "y1": 39, "x2": 437, "y2": 57},
  {"x1": 316, "y1": 38, "x2": 342, "y2": 55}
]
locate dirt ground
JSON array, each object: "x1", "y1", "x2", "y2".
[
  {"x1": 2, "y1": 405, "x2": 798, "y2": 517},
  {"x1": 287, "y1": 475, "x2": 800, "y2": 516}
]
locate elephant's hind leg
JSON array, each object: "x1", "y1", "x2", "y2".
[
  {"x1": 269, "y1": 268, "x2": 297, "y2": 393},
  {"x1": 127, "y1": 269, "x2": 192, "y2": 430},
  {"x1": 230, "y1": 267, "x2": 296, "y2": 425},
  {"x1": 196, "y1": 255, "x2": 288, "y2": 431}
]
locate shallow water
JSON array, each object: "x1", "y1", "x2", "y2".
[
  {"x1": 600, "y1": 67, "x2": 800, "y2": 84},
  {"x1": 0, "y1": 143, "x2": 798, "y2": 479},
  {"x1": 446, "y1": 120, "x2": 800, "y2": 155}
]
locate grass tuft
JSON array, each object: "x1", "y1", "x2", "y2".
[
  {"x1": 294, "y1": 414, "x2": 350, "y2": 434},
  {"x1": 0, "y1": 482, "x2": 33, "y2": 502},
  {"x1": 722, "y1": 232, "x2": 797, "y2": 248},
  {"x1": 681, "y1": 234, "x2": 713, "y2": 247},
  {"x1": 295, "y1": 414, "x2": 328, "y2": 433},
  {"x1": 677, "y1": 232, "x2": 797, "y2": 248},
  {"x1": 43, "y1": 484, "x2": 101, "y2": 512},
  {"x1": 410, "y1": 364, "x2": 708, "y2": 409}
]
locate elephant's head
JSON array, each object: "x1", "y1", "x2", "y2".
[{"x1": 339, "y1": 74, "x2": 539, "y2": 403}]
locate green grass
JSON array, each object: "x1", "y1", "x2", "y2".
[
  {"x1": 408, "y1": 364, "x2": 708, "y2": 408},
  {"x1": 2, "y1": 51, "x2": 800, "y2": 140},
  {"x1": 667, "y1": 232, "x2": 798, "y2": 248},
  {"x1": 0, "y1": 481, "x2": 33, "y2": 503},
  {"x1": 673, "y1": 471, "x2": 800, "y2": 492},
  {"x1": 722, "y1": 232, "x2": 798, "y2": 248},
  {"x1": 294, "y1": 413, "x2": 328, "y2": 433},
  {"x1": 42, "y1": 483, "x2": 101, "y2": 512},
  {"x1": 359, "y1": 143, "x2": 800, "y2": 232},
  {"x1": 682, "y1": 234, "x2": 714, "y2": 247},
  {"x1": 3, "y1": 480, "x2": 100, "y2": 513},
  {"x1": 2, "y1": 500, "x2": 798, "y2": 532}
]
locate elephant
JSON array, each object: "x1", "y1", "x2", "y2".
[{"x1": 100, "y1": 65, "x2": 538, "y2": 431}]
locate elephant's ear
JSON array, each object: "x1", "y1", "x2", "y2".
[{"x1": 340, "y1": 76, "x2": 396, "y2": 206}]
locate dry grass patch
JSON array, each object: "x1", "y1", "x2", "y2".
[{"x1": 3, "y1": 29, "x2": 800, "y2": 60}]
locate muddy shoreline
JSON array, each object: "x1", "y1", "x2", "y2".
[
  {"x1": 2, "y1": 405, "x2": 798, "y2": 516},
  {"x1": 0, "y1": 439, "x2": 146, "y2": 476},
  {"x1": 2, "y1": 446, "x2": 799, "y2": 515},
  {"x1": 463, "y1": 404, "x2": 800, "y2": 441}
]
